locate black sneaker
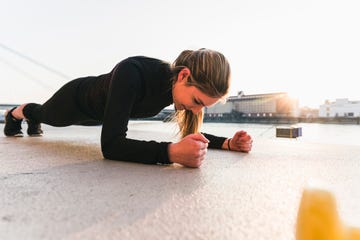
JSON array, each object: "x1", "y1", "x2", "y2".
[
  {"x1": 4, "y1": 107, "x2": 23, "y2": 137},
  {"x1": 26, "y1": 120, "x2": 43, "y2": 136}
]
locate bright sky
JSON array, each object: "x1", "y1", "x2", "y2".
[{"x1": 1, "y1": 0, "x2": 359, "y2": 108}]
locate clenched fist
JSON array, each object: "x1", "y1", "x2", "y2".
[
  {"x1": 168, "y1": 133, "x2": 209, "y2": 168},
  {"x1": 224, "y1": 130, "x2": 253, "y2": 153}
]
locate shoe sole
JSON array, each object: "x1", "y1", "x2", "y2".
[
  {"x1": 5, "y1": 133, "x2": 24, "y2": 137},
  {"x1": 28, "y1": 134, "x2": 43, "y2": 137}
]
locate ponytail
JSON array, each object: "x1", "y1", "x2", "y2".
[{"x1": 175, "y1": 109, "x2": 204, "y2": 138}]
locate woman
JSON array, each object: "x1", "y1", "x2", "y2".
[{"x1": 4, "y1": 48, "x2": 252, "y2": 167}]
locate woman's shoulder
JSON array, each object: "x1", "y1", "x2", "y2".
[
  {"x1": 118, "y1": 56, "x2": 170, "y2": 72},
  {"x1": 125, "y1": 56, "x2": 169, "y2": 65}
]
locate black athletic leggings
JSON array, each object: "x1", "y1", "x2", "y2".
[{"x1": 23, "y1": 78, "x2": 101, "y2": 127}]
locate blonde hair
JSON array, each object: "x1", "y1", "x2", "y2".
[{"x1": 172, "y1": 48, "x2": 231, "y2": 138}]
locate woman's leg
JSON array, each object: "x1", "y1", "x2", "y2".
[
  {"x1": 22, "y1": 78, "x2": 95, "y2": 127},
  {"x1": 4, "y1": 78, "x2": 97, "y2": 137},
  {"x1": 11, "y1": 104, "x2": 26, "y2": 119}
]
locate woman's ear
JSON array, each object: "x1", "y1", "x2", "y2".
[{"x1": 177, "y1": 67, "x2": 191, "y2": 83}]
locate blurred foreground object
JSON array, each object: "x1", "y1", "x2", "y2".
[
  {"x1": 276, "y1": 126, "x2": 302, "y2": 138},
  {"x1": 296, "y1": 188, "x2": 360, "y2": 240}
]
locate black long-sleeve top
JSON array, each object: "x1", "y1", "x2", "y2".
[{"x1": 77, "y1": 56, "x2": 226, "y2": 165}]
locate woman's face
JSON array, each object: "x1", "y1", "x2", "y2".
[{"x1": 172, "y1": 68, "x2": 220, "y2": 114}]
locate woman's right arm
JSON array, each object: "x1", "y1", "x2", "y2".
[{"x1": 101, "y1": 60, "x2": 171, "y2": 165}]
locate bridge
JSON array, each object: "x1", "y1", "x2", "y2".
[{"x1": 1, "y1": 43, "x2": 70, "y2": 123}]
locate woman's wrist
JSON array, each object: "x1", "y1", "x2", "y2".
[
  {"x1": 168, "y1": 143, "x2": 177, "y2": 164},
  {"x1": 227, "y1": 138, "x2": 232, "y2": 151},
  {"x1": 221, "y1": 138, "x2": 232, "y2": 151}
]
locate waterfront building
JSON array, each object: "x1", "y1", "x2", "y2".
[
  {"x1": 299, "y1": 107, "x2": 319, "y2": 118},
  {"x1": 205, "y1": 91, "x2": 300, "y2": 118},
  {"x1": 319, "y1": 98, "x2": 360, "y2": 117}
]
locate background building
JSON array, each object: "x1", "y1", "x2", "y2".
[
  {"x1": 319, "y1": 98, "x2": 360, "y2": 117},
  {"x1": 299, "y1": 106, "x2": 319, "y2": 118},
  {"x1": 205, "y1": 91, "x2": 299, "y2": 119}
]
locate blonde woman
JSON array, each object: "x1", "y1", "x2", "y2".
[{"x1": 4, "y1": 48, "x2": 252, "y2": 167}]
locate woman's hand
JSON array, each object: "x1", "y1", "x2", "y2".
[
  {"x1": 224, "y1": 130, "x2": 253, "y2": 153},
  {"x1": 168, "y1": 133, "x2": 209, "y2": 168}
]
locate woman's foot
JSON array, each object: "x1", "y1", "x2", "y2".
[
  {"x1": 3, "y1": 107, "x2": 23, "y2": 137},
  {"x1": 26, "y1": 120, "x2": 43, "y2": 136}
]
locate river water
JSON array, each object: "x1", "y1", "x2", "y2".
[
  {"x1": 1, "y1": 120, "x2": 359, "y2": 147},
  {"x1": 127, "y1": 121, "x2": 360, "y2": 147}
]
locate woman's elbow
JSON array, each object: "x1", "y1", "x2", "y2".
[
  {"x1": 101, "y1": 143, "x2": 114, "y2": 160},
  {"x1": 101, "y1": 150, "x2": 111, "y2": 160},
  {"x1": 101, "y1": 142, "x2": 128, "y2": 161}
]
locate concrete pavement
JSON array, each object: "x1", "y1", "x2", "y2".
[{"x1": 1, "y1": 122, "x2": 360, "y2": 240}]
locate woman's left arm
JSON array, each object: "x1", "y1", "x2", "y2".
[{"x1": 203, "y1": 130, "x2": 253, "y2": 153}]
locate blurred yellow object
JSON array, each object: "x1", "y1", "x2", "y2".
[
  {"x1": 296, "y1": 188, "x2": 360, "y2": 240},
  {"x1": 346, "y1": 227, "x2": 360, "y2": 240},
  {"x1": 296, "y1": 188, "x2": 344, "y2": 240}
]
